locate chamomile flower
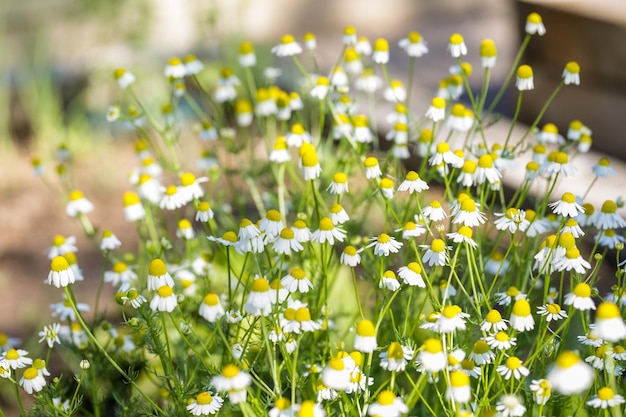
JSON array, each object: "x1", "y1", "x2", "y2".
[
  {"x1": 383, "y1": 80, "x2": 407, "y2": 102},
  {"x1": 398, "y1": 171, "x2": 429, "y2": 194},
  {"x1": 38, "y1": 324, "x2": 61, "y2": 349},
  {"x1": 272, "y1": 34, "x2": 302, "y2": 57},
  {"x1": 340, "y1": 245, "x2": 362, "y2": 267},
  {"x1": 447, "y1": 226, "x2": 477, "y2": 248},
  {"x1": 536, "y1": 123, "x2": 564, "y2": 144},
  {"x1": 199, "y1": 293, "x2": 225, "y2": 323},
  {"x1": 547, "y1": 350, "x2": 594, "y2": 395},
  {"x1": 469, "y1": 340, "x2": 496, "y2": 365},
  {"x1": 497, "y1": 356, "x2": 529, "y2": 381},
  {"x1": 417, "y1": 338, "x2": 447, "y2": 373},
  {"x1": 150, "y1": 285, "x2": 177, "y2": 312},
  {"x1": 587, "y1": 387, "x2": 625, "y2": 409},
  {"x1": 529, "y1": 379, "x2": 552, "y2": 405},
  {"x1": 481, "y1": 309, "x2": 508, "y2": 332},
  {"x1": 436, "y1": 305, "x2": 469, "y2": 333},
  {"x1": 485, "y1": 331, "x2": 516, "y2": 350},
  {"x1": 564, "y1": 282, "x2": 595, "y2": 310},
  {"x1": 367, "y1": 233, "x2": 403, "y2": 256},
  {"x1": 47, "y1": 256, "x2": 75, "y2": 288},
  {"x1": 244, "y1": 277, "x2": 273, "y2": 316},
  {"x1": 494, "y1": 208, "x2": 529, "y2": 234},
  {"x1": 176, "y1": 219, "x2": 194, "y2": 240},
  {"x1": 422, "y1": 239, "x2": 450, "y2": 267},
  {"x1": 592, "y1": 302, "x2": 626, "y2": 342},
  {"x1": 379, "y1": 270, "x2": 401, "y2": 291},
  {"x1": 399, "y1": 31, "x2": 428, "y2": 57},
  {"x1": 292, "y1": 219, "x2": 311, "y2": 243},
  {"x1": 444, "y1": 370, "x2": 471, "y2": 404},
  {"x1": 363, "y1": 156, "x2": 382, "y2": 179},
  {"x1": 526, "y1": 12, "x2": 546, "y2": 35},
  {"x1": 422, "y1": 200, "x2": 447, "y2": 222},
  {"x1": 553, "y1": 247, "x2": 591, "y2": 273},
  {"x1": 311, "y1": 217, "x2": 346, "y2": 245},
  {"x1": 212, "y1": 365, "x2": 252, "y2": 404},
  {"x1": 398, "y1": 221, "x2": 426, "y2": 239},
  {"x1": 452, "y1": 198, "x2": 486, "y2": 227},
  {"x1": 310, "y1": 76, "x2": 330, "y2": 100},
  {"x1": 329, "y1": 204, "x2": 349, "y2": 225},
  {"x1": 596, "y1": 200, "x2": 626, "y2": 229},
  {"x1": 2, "y1": 349, "x2": 32, "y2": 369},
  {"x1": 561, "y1": 61, "x2": 580, "y2": 85},
  {"x1": 496, "y1": 394, "x2": 526, "y2": 417},
  {"x1": 121, "y1": 289, "x2": 146, "y2": 309},
  {"x1": 448, "y1": 33, "x2": 467, "y2": 58},
  {"x1": 397, "y1": 263, "x2": 425, "y2": 287},
  {"x1": 48, "y1": 235, "x2": 77, "y2": 259},
  {"x1": 187, "y1": 391, "x2": 224, "y2": 416},
  {"x1": 509, "y1": 299, "x2": 535, "y2": 332},
  {"x1": 591, "y1": 157, "x2": 616, "y2": 178},
  {"x1": 321, "y1": 358, "x2": 351, "y2": 391},
  {"x1": 585, "y1": 344, "x2": 611, "y2": 370},
  {"x1": 269, "y1": 136, "x2": 290, "y2": 163},
  {"x1": 113, "y1": 68, "x2": 135, "y2": 89},
  {"x1": 104, "y1": 261, "x2": 136, "y2": 291},
  {"x1": 20, "y1": 366, "x2": 46, "y2": 394},
  {"x1": 66, "y1": 190, "x2": 94, "y2": 217},
  {"x1": 356, "y1": 68, "x2": 382, "y2": 93},
  {"x1": 300, "y1": 144, "x2": 322, "y2": 180},
  {"x1": 371, "y1": 38, "x2": 393, "y2": 66},
  {"x1": 327, "y1": 172, "x2": 349, "y2": 195},
  {"x1": 430, "y1": 142, "x2": 462, "y2": 167},
  {"x1": 147, "y1": 259, "x2": 174, "y2": 291},
  {"x1": 354, "y1": 319, "x2": 377, "y2": 353},
  {"x1": 485, "y1": 251, "x2": 510, "y2": 276},
  {"x1": 515, "y1": 64, "x2": 534, "y2": 91},
  {"x1": 273, "y1": 227, "x2": 304, "y2": 255},
  {"x1": 425, "y1": 97, "x2": 446, "y2": 122},
  {"x1": 537, "y1": 303, "x2": 568, "y2": 321},
  {"x1": 379, "y1": 342, "x2": 414, "y2": 371},
  {"x1": 282, "y1": 268, "x2": 314, "y2": 294},
  {"x1": 480, "y1": 38, "x2": 497, "y2": 68},
  {"x1": 549, "y1": 192, "x2": 584, "y2": 217},
  {"x1": 164, "y1": 57, "x2": 186, "y2": 78}
]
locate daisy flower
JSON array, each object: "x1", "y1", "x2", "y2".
[
  {"x1": 372, "y1": 38, "x2": 390, "y2": 64},
  {"x1": 150, "y1": 285, "x2": 177, "y2": 313},
  {"x1": 481, "y1": 309, "x2": 508, "y2": 333},
  {"x1": 199, "y1": 293, "x2": 225, "y2": 323},
  {"x1": 100, "y1": 230, "x2": 121, "y2": 251},
  {"x1": 104, "y1": 261, "x2": 136, "y2": 291},
  {"x1": 425, "y1": 97, "x2": 446, "y2": 122},
  {"x1": 292, "y1": 219, "x2": 311, "y2": 243},
  {"x1": 271, "y1": 34, "x2": 302, "y2": 56},
  {"x1": 496, "y1": 394, "x2": 526, "y2": 417},
  {"x1": 379, "y1": 342, "x2": 414, "y2": 372},
  {"x1": 282, "y1": 268, "x2": 314, "y2": 294},
  {"x1": 485, "y1": 331, "x2": 516, "y2": 351},
  {"x1": 447, "y1": 226, "x2": 477, "y2": 248},
  {"x1": 379, "y1": 270, "x2": 401, "y2": 291},
  {"x1": 595, "y1": 200, "x2": 626, "y2": 229},
  {"x1": 340, "y1": 246, "x2": 362, "y2": 267},
  {"x1": 397, "y1": 262, "x2": 425, "y2": 287},
  {"x1": 399, "y1": 31, "x2": 428, "y2": 57},
  {"x1": 421, "y1": 239, "x2": 450, "y2": 267},
  {"x1": 273, "y1": 228, "x2": 304, "y2": 255},
  {"x1": 20, "y1": 367, "x2": 46, "y2": 394},
  {"x1": 300, "y1": 145, "x2": 322, "y2": 180},
  {"x1": 469, "y1": 340, "x2": 496, "y2": 365},
  {"x1": 448, "y1": 33, "x2": 467, "y2": 58},
  {"x1": 515, "y1": 64, "x2": 534, "y2": 91},
  {"x1": 536, "y1": 123, "x2": 564, "y2": 144},
  {"x1": 526, "y1": 12, "x2": 546, "y2": 35},
  {"x1": 537, "y1": 303, "x2": 568, "y2": 322},
  {"x1": 497, "y1": 356, "x2": 529, "y2": 380},
  {"x1": 398, "y1": 171, "x2": 429, "y2": 193},
  {"x1": 47, "y1": 256, "x2": 76, "y2": 288},
  {"x1": 353, "y1": 115, "x2": 374, "y2": 143},
  {"x1": 310, "y1": 76, "x2": 330, "y2": 100},
  {"x1": 422, "y1": 200, "x2": 447, "y2": 222},
  {"x1": 321, "y1": 358, "x2": 351, "y2": 391},
  {"x1": 311, "y1": 217, "x2": 346, "y2": 245},
  {"x1": 367, "y1": 233, "x2": 403, "y2": 256},
  {"x1": 282, "y1": 305, "x2": 320, "y2": 334},
  {"x1": 548, "y1": 351, "x2": 594, "y2": 395},
  {"x1": 211, "y1": 365, "x2": 252, "y2": 404},
  {"x1": 451, "y1": 198, "x2": 486, "y2": 227},
  {"x1": 2, "y1": 349, "x2": 32, "y2": 369},
  {"x1": 354, "y1": 320, "x2": 377, "y2": 353},
  {"x1": 66, "y1": 190, "x2": 93, "y2": 217},
  {"x1": 243, "y1": 277, "x2": 273, "y2": 317},
  {"x1": 480, "y1": 38, "x2": 497, "y2": 68},
  {"x1": 327, "y1": 172, "x2": 349, "y2": 195},
  {"x1": 457, "y1": 160, "x2": 476, "y2": 187},
  {"x1": 383, "y1": 79, "x2": 407, "y2": 102},
  {"x1": 592, "y1": 302, "x2": 626, "y2": 342},
  {"x1": 587, "y1": 386, "x2": 625, "y2": 409},
  {"x1": 417, "y1": 338, "x2": 447, "y2": 373},
  {"x1": 363, "y1": 156, "x2": 382, "y2": 179},
  {"x1": 270, "y1": 136, "x2": 290, "y2": 163},
  {"x1": 356, "y1": 68, "x2": 382, "y2": 93},
  {"x1": 178, "y1": 172, "x2": 208, "y2": 203},
  {"x1": 592, "y1": 157, "x2": 616, "y2": 177},
  {"x1": 398, "y1": 221, "x2": 426, "y2": 239},
  {"x1": 529, "y1": 379, "x2": 551, "y2": 405},
  {"x1": 553, "y1": 247, "x2": 590, "y2": 273},
  {"x1": 329, "y1": 204, "x2": 349, "y2": 225},
  {"x1": 446, "y1": 370, "x2": 471, "y2": 404},
  {"x1": 436, "y1": 305, "x2": 469, "y2": 333},
  {"x1": 549, "y1": 192, "x2": 584, "y2": 217},
  {"x1": 494, "y1": 208, "x2": 529, "y2": 233},
  {"x1": 48, "y1": 235, "x2": 77, "y2": 259},
  {"x1": 564, "y1": 282, "x2": 595, "y2": 310},
  {"x1": 585, "y1": 344, "x2": 610, "y2": 370},
  {"x1": 509, "y1": 299, "x2": 534, "y2": 332},
  {"x1": 286, "y1": 123, "x2": 312, "y2": 148},
  {"x1": 187, "y1": 392, "x2": 224, "y2": 416}
]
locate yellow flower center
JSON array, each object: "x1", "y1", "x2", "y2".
[
  {"x1": 442, "y1": 305, "x2": 461, "y2": 319},
  {"x1": 573, "y1": 282, "x2": 591, "y2": 297},
  {"x1": 290, "y1": 268, "x2": 306, "y2": 280},
  {"x1": 506, "y1": 356, "x2": 521, "y2": 369},
  {"x1": 50, "y1": 256, "x2": 70, "y2": 272},
  {"x1": 301, "y1": 151, "x2": 319, "y2": 168},
  {"x1": 506, "y1": 286, "x2": 519, "y2": 297},
  {"x1": 23, "y1": 367, "x2": 38, "y2": 381},
  {"x1": 319, "y1": 217, "x2": 334, "y2": 231},
  {"x1": 565, "y1": 61, "x2": 580, "y2": 74},
  {"x1": 69, "y1": 190, "x2": 84, "y2": 201},
  {"x1": 377, "y1": 390, "x2": 396, "y2": 406},
  {"x1": 222, "y1": 364, "x2": 240, "y2": 378},
  {"x1": 558, "y1": 232, "x2": 576, "y2": 249},
  {"x1": 431, "y1": 239, "x2": 445, "y2": 253},
  {"x1": 597, "y1": 387, "x2": 614, "y2": 401},
  {"x1": 601, "y1": 200, "x2": 617, "y2": 214},
  {"x1": 473, "y1": 340, "x2": 490, "y2": 354},
  {"x1": 462, "y1": 160, "x2": 477, "y2": 174},
  {"x1": 407, "y1": 262, "x2": 422, "y2": 273},
  {"x1": 431, "y1": 97, "x2": 446, "y2": 110},
  {"x1": 149, "y1": 259, "x2": 167, "y2": 277},
  {"x1": 512, "y1": 299, "x2": 531, "y2": 316},
  {"x1": 204, "y1": 293, "x2": 219, "y2": 306},
  {"x1": 275, "y1": 397, "x2": 291, "y2": 410},
  {"x1": 451, "y1": 103, "x2": 465, "y2": 117},
  {"x1": 408, "y1": 31, "x2": 422, "y2": 43},
  {"x1": 273, "y1": 136, "x2": 288, "y2": 150},
  {"x1": 546, "y1": 304, "x2": 561, "y2": 314},
  {"x1": 423, "y1": 338, "x2": 443, "y2": 354},
  {"x1": 295, "y1": 307, "x2": 311, "y2": 323},
  {"x1": 6, "y1": 349, "x2": 19, "y2": 360},
  {"x1": 374, "y1": 38, "x2": 389, "y2": 52},
  {"x1": 596, "y1": 302, "x2": 620, "y2": 319},
  {"x1": 494, "y1": 332, "x2": 510, "y2": 342},
  {"x1": 449, "y1": 33, "x2": 464, "y2": 45},
  {"x1": 328, "y1": 358, "x2": 344, "y2": 371},
  {"x1": 460, "y1": 199, "x2": 477, "y2": 212},
  {"x1": 480, "y1": 38, "x2": 497, "y2": 57},
  {"x1": 357, "y1": 319, "x2": 375, "y2": 337},
  {"x1": 561, "y1": 192, "x2": 576, "y2": 204},
  {"x1": 157, "y1": 286, "x2": 173, "y2": 297},
  {"x1": 555, "y1": 152, "x2": 569, "y2": 165},
  {"x1": 556, "y1": 351, "x2": 580, "y2": 368},
  {"x1": 112, "y1": 261, "x2": 127, "y2": 274},
  {"x1": 343, "y1": 246, "x2": 357, "y2": 256},
  {"x1": 364, "y1": 156, "x2": 379, "y2": 169},
  {"x1": 239, "y1": 41, "x2": 254, "y2": 54},
  {"x1": 377, "y1": 233, "x2": 391, "y2": 244},
  {"x1": 53, "y1": 235, "x2": 66, "y2": 246},
  {"x1": 436, "y1": 142, "x2": 451, "y2": 154},
  {"x1": 517, "y1": 64, "x2": 533, "y2": 79},
  {"x1": 178, "y1": 219, "x2": 191, "y2": 230},
  {"x1": 196, "y1": 392, "x2": 213, "y2": 405},
  {"x1": 450, "y1": 370, "x2": 469, "y2": 387},
  {"x1": 457, "y1": 226, "x2": 473, "y2": 239},
  {"x1": 252, "y1": 278, "x2": 270, "y2": 292},
  {"x1": 527, "y1": 12, "x2": 542, "y2": 24},
  {"x1": 333, "y1": 172, "x2": 348, "y2": 185},
  {"x1": 486, "y1": 309, "x2": 502, "y2": 323}
]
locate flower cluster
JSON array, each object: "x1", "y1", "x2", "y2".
[{"x1": 10, "y1": 11, "x2": 626, "y2": 417}]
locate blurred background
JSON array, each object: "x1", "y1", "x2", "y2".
[{"x1": 1, "y1": 0, "x2": 625, "y2": 356}]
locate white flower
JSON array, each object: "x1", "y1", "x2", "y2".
[
  {"x1": 547, "y1": 351, "x2": 594, "y2": 395},
  {"x1": 496, "y1": 394, "x2": 526, "y2": 417},
  {"x1": 186, "y1": 392, "x2": 224, "y2": 415}
]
